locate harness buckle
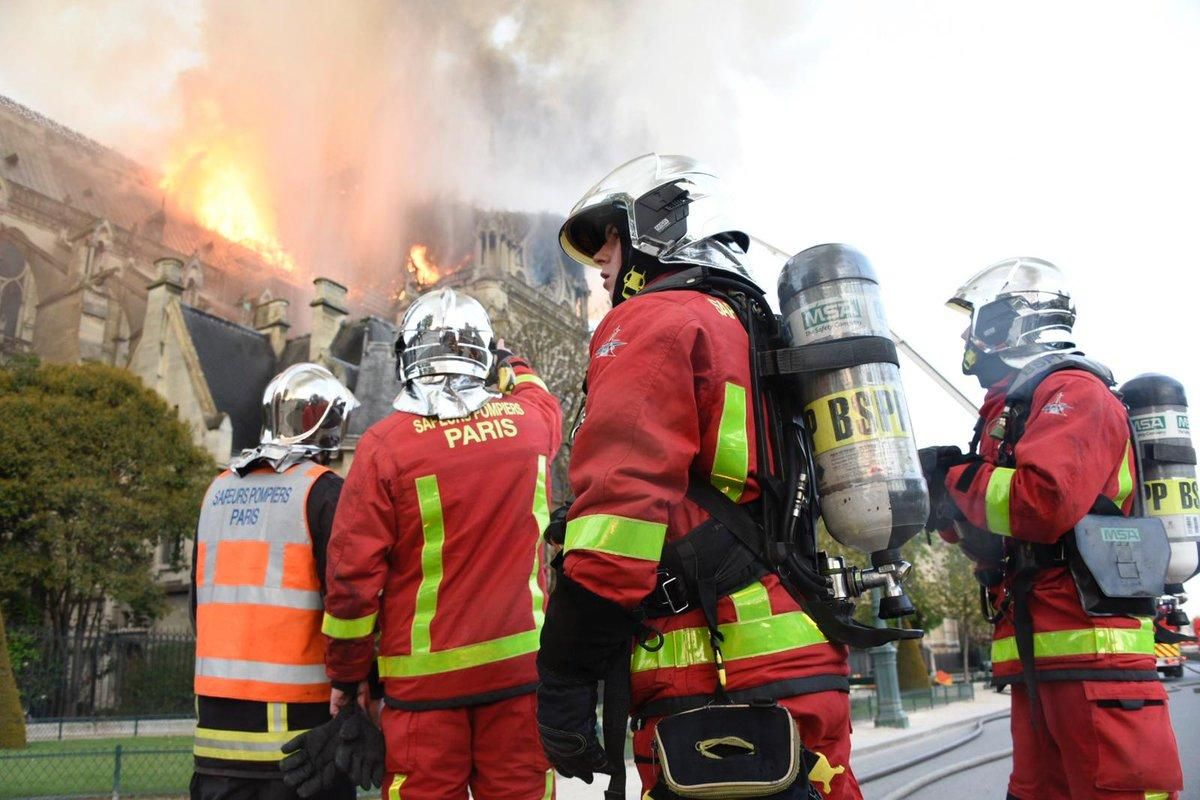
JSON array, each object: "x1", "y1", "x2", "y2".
[{"x1": 654, "y1": 569, "x2": 690, "y2": 614}]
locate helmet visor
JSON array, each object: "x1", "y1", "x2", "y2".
[
  {"x1": 401, "y1": 328, "x2": 491, "y2": 381},
  {"x1": 560, "y1": 203, "x2": 626, "y2": 268}
]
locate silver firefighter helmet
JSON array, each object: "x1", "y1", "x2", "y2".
[
  {"x1": 559, "y1": 153, "x2": 753, "y2": 303},
  {"x1": 948, "y1": 257, "x2": 1076, "y2": 371},
  {"x1": 262, "y1": 363, "x2": 359, "y2": 452},
  {"x1": 231, "y1": 363, "x2": 359, "y2": 474},
  {"x1": 395, "y1": 288, "x2": 495, "y2": 383}
]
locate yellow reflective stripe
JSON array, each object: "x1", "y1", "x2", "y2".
[
  {"x1": 389, "y1": 775, "x2": 406, "y2": 800},
  {"x1": 991, "y1": 618, "x2": 1155, "y2": 664},
  {"x1": 631, "y1": 609, "x2": 827, "y2": 673},
  {"x1": 985, "y1": 467, "x2": 1015, "y2": 536},
  {"x1": 1145, "y1": 792, "x2": 1170, "y2": 800},
  {"x1": 412, "y1": 475, "x2": 446, "y2": 654},
  {"x1": 193, "y1": 727, "x2": 307, "y2": 762},
  {"x1": 730, "y1": 580, "x2": 772, "y2": 623},
  {"x1": 1114, "y1": 440, "x2": 1134, "y2": 509},
  {"x1": 710, "y1": 382, "x2": 749, "y2": 502},
  {"x1": 266, "y1": 702, "x2": 287, "y2": 733},
  {"x1": 515, "y1": 373, "x2": 548, "y2": 391},
  {"x1": 565, "y1": 514, "x2": 666, "y2": 562},
  {"x1": 542, "y1": 770, "x2": 555, "y2": 800},
  {"x1": 530, "y1": 455, "x2": 548, "y2": 630},
  {"x1": 378, "y1": 629, "x2": 540, "y2": 677},
  {"x1": 321, "y1": 611, "x2": 378, "y2": 639}
]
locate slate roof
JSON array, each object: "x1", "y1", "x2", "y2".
[{"x1": 180, "y1": 305, "x2": 277, "y2": 451}]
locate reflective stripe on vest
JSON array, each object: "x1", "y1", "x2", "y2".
[
  {"x1": 630, "y1": 580, "x2": 828, "y2": 673},
  {"x1": 194, "y1": 463, "x2": 329, "y2": 702},
  {"x1": 991, "y1": 617, "x2": 1155, "y2": 665},
  {"x1": 710, "y1": 382, "x2": 749, "y2": 503},
  {"x1": 986, "y1": 439, "x2": 1135, "y2": 537},
  {"x1": 377, "y1": 457, "x2": 548, "y2": 679}
]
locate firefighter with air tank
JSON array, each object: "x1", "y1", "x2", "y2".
[
  {"x1": 535, "y1": 154, "x2": 939, "y2": 800},
  {"x1": 921, "y1": 257, "x2": 1184, "y2": 800}
]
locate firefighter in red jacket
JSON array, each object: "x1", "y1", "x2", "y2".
[
  {"x1": 191, "y1": 363, "x2": 359, "y2": 800},
  {"x1": 321, "y1": 288, "x2": 562, "y2": 800},
  {"x1": 538, "y1": 154, "x2": 857, "y2": 799},
  {"x1": 922, "y1": 258, "x2": 1183, "y2": 800}
]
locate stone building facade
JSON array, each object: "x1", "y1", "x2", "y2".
[{"x1": 0, "y1": 94, "x2": 591, "y2": 630}]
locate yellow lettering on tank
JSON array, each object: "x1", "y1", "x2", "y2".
[{"x1": 803, "y1": 385, "x2": 910, "y2": 455}]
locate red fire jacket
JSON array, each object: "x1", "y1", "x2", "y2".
[
  {"x1": 945, "y1": 368, "x2": 1154, "y2": 681},
  {"x1": 322, "y1": 360, "x2": 562, "y2": 705},
  {"x1": 564, "y1": 287, "x2": 847, "y2": 711}
]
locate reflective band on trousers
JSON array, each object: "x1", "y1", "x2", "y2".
[
  {"x1": 378, "y1": 459, "x2": 548, "y2": 678},
  {"x1": 195, "y1": 657, "x2": 328, "y2": 685},
  {"x1": 564, "y1": 514, "x2": 667, "y2": 562},
  {"x1": 710, "y1": 382, "x2": 749, "y2": 503},
  {"x1": 985, "y1": 439, "x2": 1134, "y2": 537},
  {"x1": 193, "y1": 726, "x2": 308, "y2": 762},
  {"x1": 991, "y1": 618, "x2": 1155, "y2": 664},
  {"x1": 631, "y1": 581, "x2": 827, "y2": 673}
]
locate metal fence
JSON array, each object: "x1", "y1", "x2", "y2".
[
  {"x1": 9, "y1": 628, "x2": 194, "y2": 719},
  {"x1": 0, "y1": 744, "x2": 193, "y2": 800},
  {"x1": 850, "y1": 680, "x2": 976, "y2": 721}
]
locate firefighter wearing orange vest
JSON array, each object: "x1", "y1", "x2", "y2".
[
  {"x1": 191, "y1": 363, "x2": 359, "y2": 800},
  {"x1": 538, "y1": 155, "x2": 857, "y2": 799},
  {"x1": 922, "y1": 258, "x2": 1183, "y2": 800},
  {"x1": 321, "y1": 289, "x2": 562, "y2": 800}
]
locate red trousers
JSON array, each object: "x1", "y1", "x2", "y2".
[
  {"x1": 1008, "y1": 681, "x2": 1182, "y2": 800},
  {"x1": 632, "y1": 690, "x2": 861, "y2": 800},
  {"x1": 381, "y1": 692, "x2": 553, "y2": 800}
]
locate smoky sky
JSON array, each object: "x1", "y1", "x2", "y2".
[{"x1": 0, "y1": 0, "x2": 814, "y2": 285}]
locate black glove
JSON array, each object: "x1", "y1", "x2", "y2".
[
  {"x1": 918, "y1": 446, "x2": 978, "y2": 531},
  {"x1": 536, "y1": 667, "x2": 611, "y2": 783},
  {"x1": 335, "y1": 707, "x2": 386, "y2": 791},
  {"x1": 281, "y1": 706, "x2": 349, "y2": 798},
  {"x1": 543, "y1": 502, "x2": 571, "y2": 547}
]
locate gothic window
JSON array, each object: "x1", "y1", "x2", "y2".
[{"x1": 0, "y1": 239, "x2": 34, "y2": 341}]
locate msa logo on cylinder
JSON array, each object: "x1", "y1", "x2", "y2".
[{"x1": 801, "y1": 299, "x2": 862, "y2": 331}]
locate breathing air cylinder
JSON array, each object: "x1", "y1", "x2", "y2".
[
  {"x1": 1120, "y1": 373, "x2": 1200, "y2": 590},
  {"x1": 778, "y1": 244, "x2": 929, "y2": 616}
]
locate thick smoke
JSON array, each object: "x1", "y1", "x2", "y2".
[{"x1": 0, "y1": 0, "x2": 812, "y2": 287}]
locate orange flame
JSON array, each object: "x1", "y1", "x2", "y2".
[
  {"x1": 406, "y1": 244, "x2": 441, "y2": 288},
  {"x1": 160, "y1": 140, "x2": 295, "y2": 272}
]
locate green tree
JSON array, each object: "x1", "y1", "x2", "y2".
[
  {"x1": 0, "y1": 606, "x2": 25, "y2": 747},
  {"x1": 913, "y1": 539, "x2": 992, "y2": 681},
  {"x1": 0, "y1": 358, "x2": 212, "y2": 713}
]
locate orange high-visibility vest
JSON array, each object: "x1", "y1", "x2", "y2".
[{"x1": 194, "y1": 462, "x2": 331, "y2": 703}]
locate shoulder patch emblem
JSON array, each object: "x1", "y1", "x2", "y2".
[
  {"x1": 1041, "y1": 391, "x2": 1072, "y2": 417},
  {"x1": 707, "y1": 297, "x2": 737, "y2": 319},
  {"x1": 595, "y1": 325, "x2": 626, "y2": 358}
]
